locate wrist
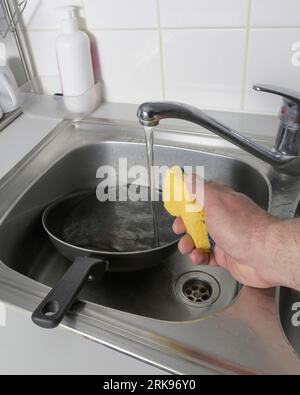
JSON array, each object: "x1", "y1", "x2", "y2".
[{"x1": 264, "y1": 219, "x2": 300, "y2": 290}]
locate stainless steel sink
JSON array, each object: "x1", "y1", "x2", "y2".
[
  {"x1": 0, "y1": 116, "x2": 299, "y2": 374},
  {"x1": 0, "y1": 120, "x2": 269, "y2": 322}
]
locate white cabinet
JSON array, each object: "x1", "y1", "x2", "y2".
[{"x1": 0, "y1": 302, "x2": 167, "y2": 375}]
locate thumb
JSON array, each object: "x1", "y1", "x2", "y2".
[
  {"x1": 185, "y1": 174, "x2": 237, "y2": 238},
  {"x1": 185, "y1": 174, "x2": 234, "y2": 213},
  {"x1": 185, "y1": 173, "x2": 205, "y2": 209}
]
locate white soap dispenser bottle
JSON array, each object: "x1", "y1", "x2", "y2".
[{"x1": 55, "y1": 6, "x2": 95, "y2": 97}]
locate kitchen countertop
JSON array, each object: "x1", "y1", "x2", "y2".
[{"x1": 0, "y1": 114, "x2": 59, "y2": 179}]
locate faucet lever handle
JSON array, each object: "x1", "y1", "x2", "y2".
[
  {"x1": 253, "y1": 84, "x2": 300, "y2": 105},
  {"x1": 254, "y1": 84, "x2": 300, "y2": 155}
]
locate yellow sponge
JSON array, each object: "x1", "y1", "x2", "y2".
[{"x1": 163, "y1": 166, "x2": 211, "y2": 252}]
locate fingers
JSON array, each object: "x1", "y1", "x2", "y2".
[
  {"x1": 189, "y1": 249, "x2": 210, "y2": 265},
  {"x1": 178, "y1": 234, "x2": 212, "y2": 266},
  {"x1": 178, "y1": 234, "x2": 194, "y2": 254},
  {"x1": 173, "y1": 217, "x2": 186, "y2": 234}
]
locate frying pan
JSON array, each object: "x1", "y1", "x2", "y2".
[{"x1": 32, "y1": 189, "x2": 179, "y2": 329}]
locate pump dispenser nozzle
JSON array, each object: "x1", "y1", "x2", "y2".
[{"x1": 56, "y1": 6, "x2": 78, "y2": 34}]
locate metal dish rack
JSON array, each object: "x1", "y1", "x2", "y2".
[
  {"x1": 0, "y1": 0, "x2": 26, "y2": 39},
  {"x1": 0, "y1": 0, "x2": 32, "y2": 131}
]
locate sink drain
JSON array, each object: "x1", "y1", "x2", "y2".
[{"x1": 175, "y1": 272, "x2": 220, "y2": 308}]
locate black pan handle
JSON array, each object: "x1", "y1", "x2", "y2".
[{"x1": 32, "y1": 256, "x2": 107, "y2": 329}]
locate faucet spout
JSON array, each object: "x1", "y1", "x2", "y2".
[{"x1": 137, "y1": 101, "x2": 299, "y2": 175}]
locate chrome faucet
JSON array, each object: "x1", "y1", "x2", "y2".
[{"x1": 137, "y1": 84, "x2": 300, "y2": 176}]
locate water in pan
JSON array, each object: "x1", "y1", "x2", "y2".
[{"x1": 61, "y1": 186, "x2": 176, "y2": 253}]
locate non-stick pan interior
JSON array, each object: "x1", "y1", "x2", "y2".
[{"x1": 44, "y1": 186, "x2": 177, "y2": 253}]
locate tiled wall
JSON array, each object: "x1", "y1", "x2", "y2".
[{"x1": 21, "y1": 0, "x2": 300, "y2": 114}]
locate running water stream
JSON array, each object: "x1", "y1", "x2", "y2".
[{"x1": 144, "y1": 126, "x2": 159, "y2": 248}]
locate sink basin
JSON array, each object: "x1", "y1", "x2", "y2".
[{"x1": 0, "y1": 120, "x2": 269, "y2": 322}]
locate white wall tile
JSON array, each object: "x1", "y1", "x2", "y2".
[
  {"x1": 20, "y1": 0, "x2": 300, "y2": 112},
  {"x1": 251, "y1": 0, "x2": 300, "y2": 27},
  {"x1": 26, "y1": 31, "x2": 59, "y2": 75},
  {"x1": 84, "y1": 0, "x2": 158, "y2": 29},
  {"x1": 22, "y1": 0, "x2": 84, "y2": 31},
  {"x1": 162, "y1": 30, "x2": 246, "y2": 110},
  {"x1": 159, "y1": 0, "x2": 249, "y2": 28},
  {"x1": 245, "y1": 29, "x2": 300, "y2": 113},
  {"x1": 92, "y1": 30, "x2": 162, "y2": 103}
]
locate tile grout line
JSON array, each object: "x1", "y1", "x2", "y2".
[
  {"x1": 22, "y1": 27, "x2": 246, "y2": 33},
  {"x1": 241, "y1": 0, "x2": 252, "y2": 111},
  {"x1": 21, "y1": 27, "x2": 300, "y2": 33},
  {"x1": 156, "y1": 0, "x2": 166, "y2": 100}
]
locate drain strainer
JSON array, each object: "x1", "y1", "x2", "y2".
[{"x1": 175, "y1": 272, "x2": 220, "y2": 308}]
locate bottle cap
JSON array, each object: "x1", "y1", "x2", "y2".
[{"x1": 56, "y1": 6, "x2": 78, "y2": 34}]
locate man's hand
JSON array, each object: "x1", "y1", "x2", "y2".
[{"x1": 173, "y1": 176, "x2": 300, "y2": 291}]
